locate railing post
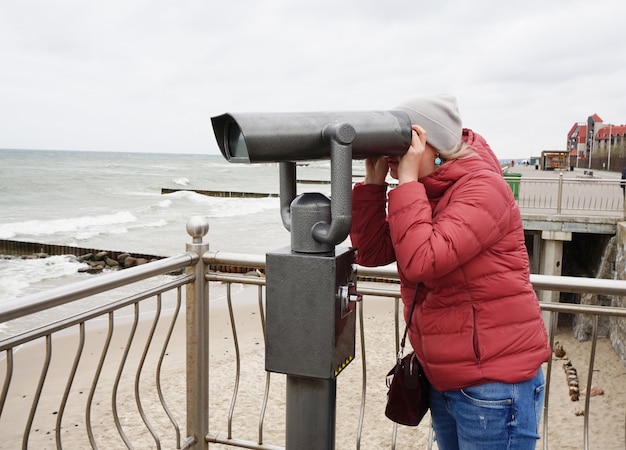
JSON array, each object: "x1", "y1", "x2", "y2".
[
  {"x1": 557, "y1": 171, "x2": 563, "y2": 214},
  {"x1": 185, "y1": 217, "x2": 210, "y2": 449}
]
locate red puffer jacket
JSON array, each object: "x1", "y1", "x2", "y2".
[{"x1": 350, "y1": 129, "x2": 550, "y2": 392}]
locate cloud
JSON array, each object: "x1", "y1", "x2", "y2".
[{"x1": 1, "y1": 0, "x2": 625, "y2": 158}]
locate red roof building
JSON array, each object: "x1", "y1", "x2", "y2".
[
  {"x1": 567, "y1": 122, "x2": 587, "y2": 157},
  {"x1": 566, "y1": 114, "x2": 625, "y2": 168}
]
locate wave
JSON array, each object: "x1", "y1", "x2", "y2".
[
  {"x1": 173, "y1": 177, "x2": 190, "y2": 187},
  {"x1": 71, "y1": 218, "x2": 167, "y2": 241},
  {"x1": 137, "y1": 199, "x2": 172, "y2": 216},
  {"x1": 0, "y1": 211, "x2": 137, "y2": 240},
  {"x1": 166, "y1": 190, "x2": 279, "y2": 218},
  {"x1": 0, "y1": 255, "x2": 88, "y2": 302}
]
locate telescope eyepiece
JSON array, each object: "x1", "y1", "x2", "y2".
[{"x1": 226, "y1": 120, "x2": 248, "y2": 161}]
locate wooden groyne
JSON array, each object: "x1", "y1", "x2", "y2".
[
  {"x1": 161, "y1": 177, "x2": 372, "y2": 198},
  {"x1": 0, "y1": 239, "x2": 164, "y2": 262},
  {"x1": 297, "y1": 179, "x2": 331, "y2": 185},
  {"x1": 161, "y1": 188, "x2": 278, "y2": 198}
]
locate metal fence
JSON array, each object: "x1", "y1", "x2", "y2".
[
  {"x1": 513, "y1": 173, "x2": 625, "y2": 217},
  {"x1": 0, "y1": 252, "x2": 199, "y2": 449},
  {"x1": 1, "y1": 219, "x2": 626, "y2": 449}
]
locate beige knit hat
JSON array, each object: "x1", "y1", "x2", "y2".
[{"x1": 395, "y1": 94, "x2": 463, "y2": 156}]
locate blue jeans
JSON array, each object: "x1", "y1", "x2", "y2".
[{"x1": 429, "y1": 369, "x2": 545, "y2": 450}]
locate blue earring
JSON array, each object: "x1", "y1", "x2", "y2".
[{"x1": 435, "y1": 154, "x2": 442, "y2": 166}]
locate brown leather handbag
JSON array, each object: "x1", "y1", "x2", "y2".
[{"x1": 384, "y1": 291, "x2": 429, "y2": 426}]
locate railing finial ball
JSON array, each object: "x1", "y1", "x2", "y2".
[{"x1": 186, "y1": 216, "x2": 209, "y2": 243}]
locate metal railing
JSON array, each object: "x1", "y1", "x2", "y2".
[
  {"x1": 0, "y1": 252, "x2": 198, "y2": 449},
  {"x1": 1, "y1": 220, "x2": 626, "y2": 449},
  {"x1": 516, "y1": 174, "x2": 625, "y2": 217}
]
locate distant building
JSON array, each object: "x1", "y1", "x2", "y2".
[
  {"x1": 540, "y1": 150, "x2": 570, "y2": 170},
  {"x1": 567, "y1": 114, "x2": 626, "y2": 169},
  {"x1": 596, "y1": 122, "x2": 626, "y2": 152}
]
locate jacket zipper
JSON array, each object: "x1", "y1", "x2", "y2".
[{"x1": 472, "y1": 305, "x2": 481, "y2": 362}]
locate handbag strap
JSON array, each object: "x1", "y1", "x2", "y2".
[{"x1": 398, "y1": 287, "x2": 419, "y2": 357}]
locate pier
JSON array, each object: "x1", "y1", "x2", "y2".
[{"x1": 506, "y1": 165, "x2": 624, "y2": 312}]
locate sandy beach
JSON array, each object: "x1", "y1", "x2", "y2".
[{"x1": 1, "y1": 282, "x2": 625, "y2": 449}]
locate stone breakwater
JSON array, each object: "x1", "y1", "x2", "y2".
[
  {"x1": 0, "y1": 239, "x2": 266, "y2": 276},
  {"x1": 75, "y1": 251, "x2": 156, "y2": 273},
  {"x1": 13, "y1": 250, "x2": 158, "y2": 274},
  {"x1": 0, "y1": 239, "x2": 164, "y2": 275}
]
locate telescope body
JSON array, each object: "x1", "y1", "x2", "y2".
[{"x1": 211, "y1": 110, "x2": 412, "y2": 163}]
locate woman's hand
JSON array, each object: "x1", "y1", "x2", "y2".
[
  {"x1": 364, "y1": 156, "x2": 389, "y2": 185},
  {"x1": 397, "y1": 125, "x2": 428, "y2": 185}
]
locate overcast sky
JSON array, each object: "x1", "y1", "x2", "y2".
[{"x1": 1, "y1": 0, "x2": 625, "y2": 160}]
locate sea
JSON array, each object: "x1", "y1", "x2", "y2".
[{"x1": 0, "y1": 148, "x2": 347, "y2": 304}]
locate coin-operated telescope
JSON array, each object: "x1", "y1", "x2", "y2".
[
  {"x1": 211, "y1": 110, "x2": 412, "y2": 450},
  {"x1": 212, "y1": 111, "x2": 412, "y2": 251}
]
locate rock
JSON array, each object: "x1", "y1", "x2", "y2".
[
  {"x1": 245, "y1": 269, "x2": 264, "y2": 277},
  {"x1": 590, "y1": 386, "x2": 604, "y2": 396},
  {"x1": 582, "y1": 385, "x2": 605, "y2": 396},
  {"x1": 79, "y1": 253, "x2": 94, "y2": 262},
  {"x1": 94, "y1": 251, "x2": 109, "y2": 261},
  {"x1": 553, "y1": 341, "x2": 567, "y2": 358},
  {"x1": 117, "y1": 253, "x2": 130, "y2": 264},
  {"x1": 78, "y1": 261, "x2": 104, "y2": 274},
  {"x1": 123, "y1": 256, "x2": 138, "y2": 268},
  {"x1": 104, "y1": 257, "x2": 119, "y2": 268}
]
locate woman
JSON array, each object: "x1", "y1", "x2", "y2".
[{"x1": 350, "y1": 94, "x2": 551, "y2": 450}]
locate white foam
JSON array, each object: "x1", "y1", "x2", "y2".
[
  {"x1": 0, "y1": 255, "x2": 88, "y2": 301},
  {"x1": 212, "y1": 197, "x2": 278, "y2": 218},
  {"x1": 167, "y1": 190, "x2": 279, "y2": 217},
  {"x1": 0, "y1": 211, "x2": 137, "y2": 239}
]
